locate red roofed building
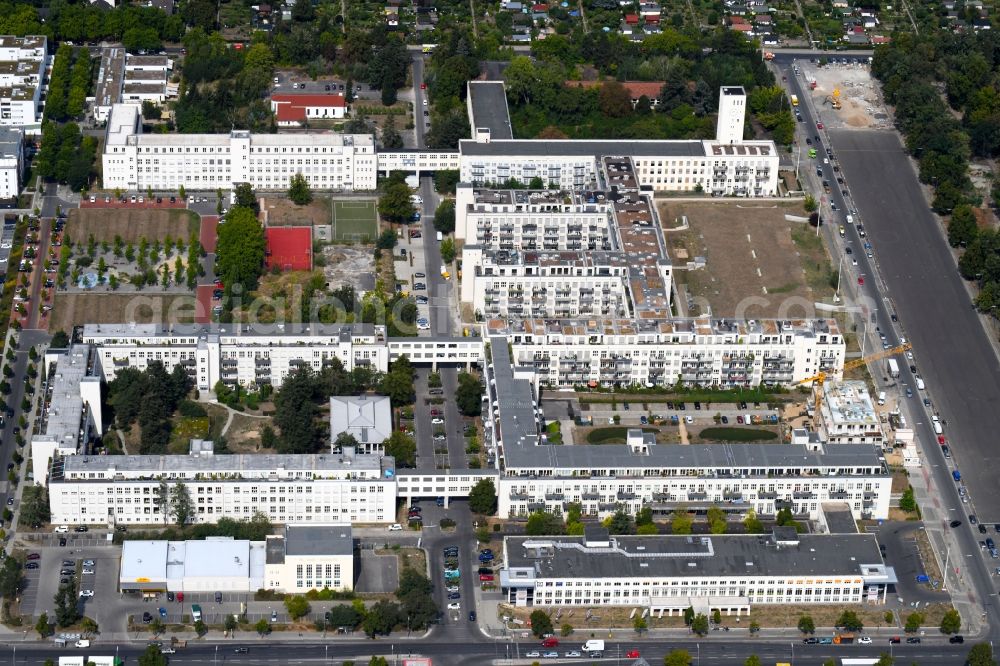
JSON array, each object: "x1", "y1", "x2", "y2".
[
  {"x1": 270, "y1": 93, "x2": 347, "y2": 127},
  {"x1": 565, "y1": 80, "x2": 665, "y2": 107},
  {"x1": 624, "y1": 13, "x2": 639, "y2": 23},
  {"x1": 265, "y1": 226, "x2": 313, "y2": 272}
]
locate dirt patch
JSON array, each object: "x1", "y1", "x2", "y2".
[
  {"x1": 68, "y1": 208, "x2": 199, "y2": 243},
  {"x1": 799, "y1": 62, "x2": 890, "y2": 130},
  {"x1": 322, "y1": 245, "x2": 377, "y2": 294},
  {"x1": 661, "y1": 201, "x2": 834, "y2": 319},
  {"x1": 261, "y1": 196, "x2": 331, "y2": 227},
  {"x1": 913, "y1": 528, "x2": 944, "y2": 587},
  {"x1": 50, "y1": 293, "x2": 198, "y2": 331},
  {"x1": 223, "y1": 412, "x2": 273, "y2": 452}
]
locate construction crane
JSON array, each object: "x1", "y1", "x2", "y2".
[{"x1": 795, "y1": 342, "x2": 912, "y2": 414}]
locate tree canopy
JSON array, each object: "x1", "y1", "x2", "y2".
[{"x1": 216, "y1": 206, "x2": 266, "y2": 293}]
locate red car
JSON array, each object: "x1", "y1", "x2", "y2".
[
  {"x1": 626, "y1": 651, "x2": 640, "y2": 659},
  {"x1": 479, "y1": 574, "x2": 495, "y2": 581},
  {"x1": 541, "y1": 638, "x2": 559, "y2": 648},
  {"x1": 816, "y1": 121, "x2": 824, "y2": 129},
  {"x1": 26, "y1": 553, "x2": 40, "y2": 560},
  {"x1": 938, "y1": 435, "x2": 947, "y2": 445},
  {"x1": 420, "y1": 83, "x2": 427, "y2": 89},
  {"x1": 858, "y1": 276, "x2": 864, "y2": 285}
]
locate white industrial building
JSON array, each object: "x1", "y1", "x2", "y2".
[
  {"x1": 101, "y1": 103, "x2": 378, "y2": 192},
  {"x1": 329, "y1": 394, "x2": 392, "y2": 454},
  {"x1": 95, "y1": 50, "x2": 174, "y2": 123},
  {"x1": 816, "y1": 380, "x2": 886, "y2": 447},
  {"x1": 0, "y1": 127, "x2": 22, "y2": 198},
  {"x1": 118, "y1": 525, "x2": 354, "y2": 593},
  {"x1": 48, "y1": 441, "x2": 397, "y2": 526},
  {"x1": 499, "y1": 528, "x2": 897, "y2": 612},
  {"x1": 0, "y1": 36, "x2": 46, "y2": 134}
]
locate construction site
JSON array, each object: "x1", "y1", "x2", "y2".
[{"x1": 799, "y1": 60, "x2": 891, "y2": 130}]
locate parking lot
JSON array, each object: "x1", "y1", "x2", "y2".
[{"x1": 355, "y1": 549, "x2": 398, "y2": 594}]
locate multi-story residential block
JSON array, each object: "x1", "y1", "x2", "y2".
[
  {"x1": 499, "y1": 528, "x2": 897, "y2": 612},
  {"x1": 47, "y1": 441, "x2": 397, "y2": 526},
  {"x1": 101, "y1": 103, "x2": 377, "y2": 191},
  {"x1": 483, "y1": 338, "x2": 883, "y2": 521},
  {"x1": 31, "y1": 345, "x2": 103, "y2": 484},
  {"x1": 95, "y1": 51, "x2": 174, "y2": 123},
  {"x1": 0, "y1": 127, "x2": 22, "y2": 199},
  {"x1": 81, "y1": 322, "x2": 391, "y2": 393},
  {"x1": 0, "y1": 36, "x2": 46, "y2": 134},
  {"x1": 816, "y1": 380, "x2": 886, "y2": 447}
]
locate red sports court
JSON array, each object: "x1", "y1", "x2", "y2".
[{"x1": 265, "y1": 226, "x2": 312, "y2": 272}]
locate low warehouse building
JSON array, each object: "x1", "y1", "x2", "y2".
[
  {"x1": 119, "y1": 524, "x2": 354, "y2": 594},
  {"x1": 500, "y1": 527, "x2": 896, "y2": 615}
]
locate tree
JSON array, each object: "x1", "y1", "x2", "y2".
[
  {"x1": 434, "y1": 170, "x2": 460, "y2": 195},
  {"x1": 468, "y1": 478, "x2": 497, "y2": 515},
  {"x1": 899, "y1": 486, "x2": 917, "y2": 513},
  {"x1": 378, "y1": 182, "x2": 416, "y2": 223},
  {"x1": 273, "y1": 368, "x2": 321, "y2": 454},
  {"x1": 940, "y1": 608, "x2": 962, "y2": 634},
  {"x1": 233, "y1": 183, "x2": 257, "y2": 210},
  {"x1": 51, "y1": 330, "x2": 70, "y2": 348},
  {"x1": 288, "y1": 173, "x2": 313, "y2": 205},
  {"x1": 455, "y1": 372, "x2": 483, "y2": 416},
  {"x1": 875, "y1": 654, "x2": 894, "y2": 666},
  {"x1": 663, "y1": 649, "x2": 692, "y2": 666},
  {"x1": 376, "y1": 229, "x2": 398, "y2": 250},
  {"x1": 743, "y1": 509, "x2": 764, "y2": 533},
  {"x1": 967, "y1": 643, "x2": 998, "y2": 666},
  {"x1": 529, "y1": 610, "x2": 553, "y2": 638},
  {"x1": 598, "y1": 81, "x2": 633, "y2": 118},
  {"x1": 836, "y1": 609, "x2": 864, "y2": 632},
  {"x1": 949, "y1": 204, "x2": 979, "y2": 247},
  {"x1": 671, "y1": 510, "x2": 693, "y2": 534},
  {"x1": 137, "y1": 645, "x2": 167, "y2": 666},
  {"x1": 0, "y1": 557, "x2": 22, "y2": 598},
  {"x1": 35, "y1": 612, "x2": 52, "y2": 637},
  {"x1": 526, "y1": 510, "x2": 566, "y2": 535},
  {"x1": 255, "y1": 619, "x2": 271, "y2": 636},
  {"x1": 633, "y1": 614, "x2": 648, "y2": 634},
  {"x1": 744, "y1": 657, "x2": 762, "y2": 666},
  {"x1": 19, "y1": 485, "x2": 50, "y2": 527},
  {"x1": 193, "y1": 620, "x2": 207, "y2": 636},
  {"x1": 797, "y1": 615, "x2": 815, "y2": 635},
  {"x1": 285, "y1": 595, "x2": 311, "y2": 620},
  {"x1": 170, "y1": 481, "x2": 193, "y2": 527},
  {"x1": 54, "y1": 583, "x2": 79, "y2": 627},
  {"x1": 381, "y1": 115, "x2": 404, "y2": 150},
  {"x1": 440, "y1": 237, "x2": 456, "y2": 263},
  {"x1": 605, "y1": 510, "x2": 634, "y2": 535},
  {"x1": 361, "y1": 599, "x2": 399, "y2": 637},
  {"x1": 706, "y1": 505, "x2": 727, "y2": 533},
  {"x1": 326, "y1": 604, "x2": 362, "y2": 630},
  {"x1": 216, "y1": 207, "x2": 266, "y2": 292},
  {"x1": 433, "y1": 199, "x2": 456, "y2": 234},
  {"x1": 225, "y1": 614, "x2": 238, "y2": 634},
  {"x1": 804, "y1": 194, "x2": 818, "y2": 213},
  {"x1": 383, "y1": 431, "x2": 416, "y2": 468},
  {"x1": 904, "y1": 612, "x2": 923, "y2": 633},
  {"x1": 690, "y1": 613, "x2": 709, "y2": 636}
]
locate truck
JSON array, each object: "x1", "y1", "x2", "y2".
[
  {"x1": 790, "y1": 94, "x2": 799, "y2": 106},
  {"x1": 887, "y1": 358, "x2": 900, "y2": 378},
  {"x1": 583, "y1": 640, "x2": 605, "y2": 653},
  {"x1": 191, "y1": 604, "x2": 202, "y2": 622}
]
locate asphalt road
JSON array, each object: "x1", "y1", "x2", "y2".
[
  {"x1": 1, "y1": 638, "x2": 973, "y2": 665},
  {"x1": 412, "y1": 55, "x2": 429, "y2": 148},
  {"x1": 780, "y1": 59, "x2": 1000, "y2": 637}
]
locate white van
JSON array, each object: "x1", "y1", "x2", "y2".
[
  {"x1": 877, "y1": 391, "x2": 886, "y2": 406},
  {"x1": 846, "y1": 214, "x2": 854, "y2": 226},
  {"x1": 933, "y1": 421, "x2": 943, "y2": 435},
  {"x1": 916, "y1": 377, "x2": 925, "y2": 390}
]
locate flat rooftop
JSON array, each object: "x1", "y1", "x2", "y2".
[
  {"x1": 33, "y1": 345, "x2": 98, "y2": 451},
  {"x1": 460, "y1": 139, "x2": 707, "y2": 158},
  {"x1": 0, "y1": 127, "x2": 21, "y2": 157},
  {"x1": 823, "y1": 380, "x2": 878, "y2": 426},
  {"x1": 96, "y1": 48, "x2": 126, "y2": 111},
  {"x1": 468, "y1": 81, "x2": 513, "y2": 140},
  {"x1": 284, "y1": 524, "x2": 353, "y2": 557},
  {"x1": 504, "y1": 533, "x2": 885, "y2": 580},
  {"x1": 82, "y1": 321, "x2": 381, "y2": 341},
  {"x1": 486, "y1": 315, "x2": 841, "y2": 340}
]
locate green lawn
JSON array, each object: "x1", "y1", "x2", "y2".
[
  {"x1": 698, "y1": 427, "x2": 778, "y2": 442},
  {"x1": 587, "y1": 426, "x2": 660, "y2": 444}
]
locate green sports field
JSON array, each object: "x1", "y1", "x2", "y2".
[{"x1": 332, "y1": 200, "x2": 378, "y2": 242}]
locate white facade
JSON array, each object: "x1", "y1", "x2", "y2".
[
  {"x1": 0, "y1": 127, "x2": 22, "y2": 198},
  {"x1": 101, "y1": 103, "x2": 378, "y2": 191},
  {"x1": 377, "y1": 150, "x2": 460, "y2": 175},
  {"x1": 264, "y1": 525, "x2": 355, "y2": 593},
  {"x1": 0, "y1": 36, "x2": 46, "y2": 134},
  {"x1": 48, "y1": 450, "x2": 397, "y2": 526},
  {"x1": 716, "y1": 86, "x2": 747, "y2": 145},
  {"x1": 817, "y1": 380, "x2": 886, "y2": 446},
  {"x1": 501, "y1": 532, "x2": 896, "y2": 610}
]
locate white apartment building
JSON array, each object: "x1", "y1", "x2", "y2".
[
  {"x1": 0, "y1": 36, "x2": 46, "y2": 134},
  {"x1": 492, "y1": 316, "x2": 845, "y2": 389},
  {"x1": 31, "y1": 346, "x2": 103, "y2": 485},
  {"x1": 817, "y1": 380, "x2": 886, "y2": 446},
  {"x1": 376, "y1": 149, "x2": 460, "y2": 176},
  {"x1": 101, "y1": 103, "x2": 378, "y2": 191},
  {"x1": 454, "y1": 186, "x2": 614, "y2": 248},
  {"x1": 457, "y1": 86, "x2": 777, "y2": 196},
  {"x1": 47, "y1": 446, "x2": 397, "y2": 526},
  {"x1": 500, "y1": 529, "x2": 897, "y2": 612},
  {"x1": 0, "y1": 127, "x2": 22, "y2": 199},
  {"x1": 81, "y1": 322, "x2": 391, "y2": 393}
]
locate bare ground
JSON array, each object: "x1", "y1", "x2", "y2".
[
  {"x1": 68, "y1": 208, "x2": 199, "y2": 243},
  {"x1": 49, "y1": 293, "x2": 198, "y2": 332},
  {"x1": 661, "y1": 200, "x2": 833, "y2": 319},
  {"x1": 261, "y1": 196, "x2": 331, "y2": 227}
]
